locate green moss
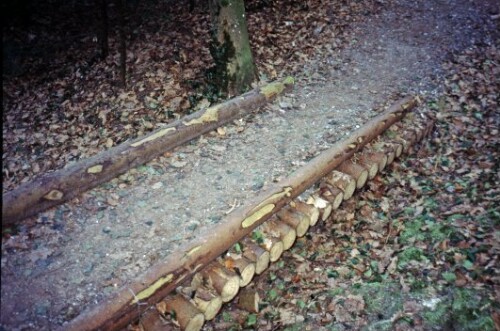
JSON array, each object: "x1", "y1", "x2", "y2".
[
  {"x1": 397, "y1": 247, "x2": 427, "y2": 269},
  {"x1": 422, "y1": 288, "x2": 496, "y2": 331}
]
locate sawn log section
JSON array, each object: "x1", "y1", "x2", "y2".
[
  {"x1": 2, "y1": 77, "x2": 294, "y2": 226},
  {"x1": 61, "y1": 96, "x2": 417, "y2": 331}
]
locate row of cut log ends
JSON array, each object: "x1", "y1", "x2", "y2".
[{"x1": 136, "y1": 118, "x2": 435, "y2": 331}]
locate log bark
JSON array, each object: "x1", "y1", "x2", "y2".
[
  {"x1": 277, "y1": 207, "x2": 310, "y2": 237},
  {"x1": 61, "y1": 97, "x2": 417, "y2": 331},
  {"x1": 2, "y1": 77, "x2": 294, "y2": 226},
  {"x1": 237, "y1": 288, "x2": 260, "y2": 313},
  {"x1": 156, "y1": 295, "x2": 204, "y2": 331},
  {"x1": 241, "y1": 238, "x2": 270, "y2": 275}
]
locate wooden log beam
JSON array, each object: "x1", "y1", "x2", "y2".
[
  {"x1": 2, "y1": 77, "x2": 295, "y2": 226},
  {"x1": 61, "y1": 96, "x2": 417, "y2": 331}
]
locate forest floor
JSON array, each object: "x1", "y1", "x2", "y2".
[{"x1": 1, "y1": 0, "x2": 499, "y2": 330}]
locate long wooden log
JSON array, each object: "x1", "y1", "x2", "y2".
[
  {"x1": 2, "y1": 77, "x2": 295, "y2": 226},
  {"x1": 61, "y1": 96, "x2": 417, "y2": 331}
]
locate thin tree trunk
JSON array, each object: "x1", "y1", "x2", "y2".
[{"x1": 116, "y1": 0, "x2": 127, "y2": 87}]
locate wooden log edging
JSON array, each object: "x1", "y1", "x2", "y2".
[
  {"x1": 60, "y1": 96, "x2": 417, "y2": 331},
  {"x1": 2, "y1": 77, "x2": 295, "y2": 226},
  {"x1": 138, "y1": 103, "x2": 435, "y2": 331}
]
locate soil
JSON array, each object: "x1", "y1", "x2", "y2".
[{"x1": 1, "y1": 0, "x2": 498, "y2": 330}]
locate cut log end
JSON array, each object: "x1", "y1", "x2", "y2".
[
  {"x1": 354, "y1": 169, "x2": 368, "y2": 190},
  {"x1": 254, "y1": 251, "x2": 270, "y2": 275},
  {"x1": 241, "y1": 238, "x2": 270, "y2": 275},
  {"x1": 277, "y1": 208, "x2": 309, "y2": 238},
  {"x1": 263, "y1": 238, "x2": 284, "y2": 262},
  {"x1": 342, "y1": 179, "x2": 356, "y2": 199},
  {"x1": 192, "y1": 286, "x2": 222, "y2": 321},
  {"x1": 185, "y1": 314, "x2": 205, "y2": 331},
  {"x1": 321, "y1": 204, "x2": 333, "y2": 221},
  {"x1": 157, "y1": 295, "x2": 205, "y2": 331},
  {"x1": 261, "y1": 219, "x2": 296, "y2": 251},
  {"x1": 238, "y1": 263, "x2": 255, "y2": 287},
  {"x1": 365, "y1": 162, "x2": 378, "y2": 180},
  {"x1": 281, "y1": 228, "x2": 297, "y2": 250},
  {"x1": 237, "y1": 288, "x2": 260, "y2": 313},
  {"x1": 221, "y1": 276, "x2": 240, "y2": 302},
  {"x1": 292, "y1": 201, "x2": 320, "y2": 227},
  {"x1": 327, "y1": 170, "x2": 357, "y2": 200}
]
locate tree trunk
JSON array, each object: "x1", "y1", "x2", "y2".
[
  {"x1": 2, "y1": 77, "x2": 293, "y2": 227},
  {"x1": 116, "y1": 0, "x2": 127, "y2": 87},
  {"x1": 209, "y1": 0, "x2": 257, "y2": 96}
]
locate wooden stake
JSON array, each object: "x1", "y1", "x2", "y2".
[
  {"x1": 140, "y1": 308, "x2": 168, "y2": 331},
  {"x1": 260, "y1": 217, "x2": 296, "y2": 251},
  {"x1": 156, "y1": 295, "x2": 204, "y2": 331},
  {"x1": 237, "y1": 288, "x2": 260, "y2": 313},
  {"x1": 319, "y1": 183, "x2": 344, "y2": 211},
  {"x1": 326, "y1": 169, "x2": 359, "y2": 196},
  {"x1": 355, "y1": 154, "x2": 379, "y2": 179},
  {"x1": 221, "y1": 254, "x2": 255, "y2": 287},
  {"x1": 360, "y1": 152, "x2": 388, "y2": 172},
  {"x1": 290, "y1": 200, "x2": 319, "y2": 227},
  {"x1": 277, "y1": 207, "x2": 310, "y2": 237},
  {"x1": 194, "y1": 262, "x2": 240, "y2": 303},
  {"x1": 259, "y1": 235, "x2": 284, "y2": 262},
  {"x1": 306, "y1": 193, "x2": 332, "y2": 223},
  {"x1": 192, "y1": 286, "x2": 222, "y2": 321},
  {"x1": 241, "y1": 238, "x2": 270, "y2": 275}
]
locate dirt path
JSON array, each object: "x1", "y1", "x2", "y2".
[{"x1": 1, "y1": 0, "x2": 498, "y2": 329}]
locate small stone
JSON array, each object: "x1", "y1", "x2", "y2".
[
  {"x1": 151, "y1": 182, "x2": 163, "y2": 189},
  {"x1": 170, "y1": 160, "x2": 187, "y2": 168},
  {"x1": 103, "y1": 226, "x2": 112, "y2": 234},
  {"x1": 210, "y1": 144, "x2": 226, "y2": 152}
]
